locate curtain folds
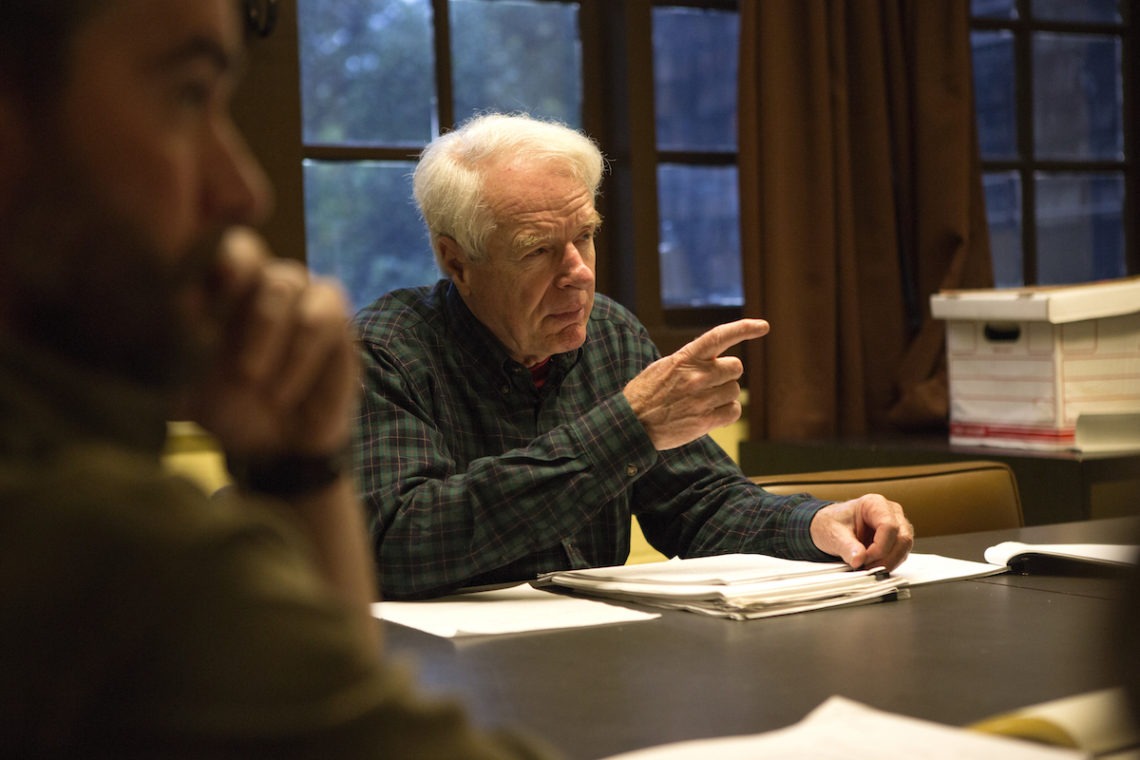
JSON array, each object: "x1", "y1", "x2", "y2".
[{"x1": 739, "y1": 0, "x2": 993, "y2": 442}]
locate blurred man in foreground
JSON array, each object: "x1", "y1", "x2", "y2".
[{"x1": 0, "y1": 2, "x2": 553, "y2": 756}]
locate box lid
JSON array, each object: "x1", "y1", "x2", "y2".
[{"x1": 930, "y1": 277, "x2": 1140, "y2": 323}]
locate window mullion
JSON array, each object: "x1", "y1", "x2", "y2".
[
  {"x1": 433, "y1": 0, "x2": 454, "y2": 133},
  {"x1": 1125, "y1": 0, "x2": 1140, "y2": 275},
  {"x1": 626, "y1": 0, "x2": 665, "y2": 330},
  {"x1": 1016, "y1": 0, "x2": 1038, "y2": 284}
]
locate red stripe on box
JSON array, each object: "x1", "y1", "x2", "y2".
[{"x1": 950, "y1": 422, "x2": 1076, "y2": 443}]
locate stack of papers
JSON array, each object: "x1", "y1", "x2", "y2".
[
  {"x1": 535, "y1": 554, "x2": 910, "y2": 620},
  {"x1": 377, "y1": 553, "x2": 1008, "y2": 637}
]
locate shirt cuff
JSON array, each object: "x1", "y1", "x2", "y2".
[
  {"x1": 784, "y1": 497, "x2": 837, "y2": 561},
  {"x1": 570, "y1": 393, "x2": 658, "y2": 487}
]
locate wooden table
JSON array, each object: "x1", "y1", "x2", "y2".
[{"x1": 383, "y1": 517, "x2": 1140, "y2": 759}]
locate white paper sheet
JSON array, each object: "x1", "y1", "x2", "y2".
[
  {"x1": 372, "y1": 583, "x2": 658, "y2": 638},
  {"x1": 601, "y1": 695, "x2": 1089, "y2": 760},
  {"x1": 890, "y1": 552, "x2": 1007, "y2": 585}
]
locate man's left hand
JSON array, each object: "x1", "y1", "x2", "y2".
[{"x1": 809, "y1": 495, "x2": 914, "y2": 572}]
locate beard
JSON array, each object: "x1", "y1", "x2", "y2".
[{"x1": 0, "y1": 144, "x2": 226, "y2": 391}]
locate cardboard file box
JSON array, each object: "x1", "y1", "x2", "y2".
[{"x1": 930, "y1": 277, "x2": 1140, "y2": 452}]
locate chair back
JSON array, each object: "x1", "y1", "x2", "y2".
[{"x1": 751, "y1": 460, "x2": 1024, "y2": 537}]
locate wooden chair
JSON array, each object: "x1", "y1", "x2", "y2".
[
  {"x1": 750, "y1": 460, "x2": 1024, "y2": 537},
  {"x1": 629, "y1": 460, "x2": 1024, "y2": 564}
]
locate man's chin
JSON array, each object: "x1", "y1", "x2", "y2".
[
  {"x1": 549, "y1": 326, "x2": 588, "y2": 355},
  {"x1": 11, "y1": 279, "x2": 221, "y2": 392}
]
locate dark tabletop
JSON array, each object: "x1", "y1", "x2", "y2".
[{"x1": 383, "y1": 517, "x2": 1140, "y2": 759}]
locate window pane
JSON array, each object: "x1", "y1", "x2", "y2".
[
  {"x1": 658, "y1": 165, "x2": 741, "y2": 307},
  {"x1": 972, "y1": 31, "x2": 1018, "y2": 160},
  {"x1": 451, "y1": 0, "x2": 581, "y2": 127},
  {"x1": 1032, "y1": 0, "x2": 1121, "y2": 24},
  {"x1": 971, "y1": 0, "x2": 1017, "y2": 19},
  {"x1": 298, "y1": 0, "x2": 435, "y2": 146},
  {"x1": 653, "y1": 7, "x2": 739, "y2": 152},
  {"x1": 982, "y1": 172, "x2": 1024, "y2": 287},
  {"x1": 303, "y1": 161, "x2": 437, "y2": 311},
  {"x1": 1033, "y1": 33, "x2": 1123, "y2": 161},
  {"x1": 1035, "y1": 172, "x2": 1125, "y2": 284}
]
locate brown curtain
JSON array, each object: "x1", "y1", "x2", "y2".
[{"x1": 740, "y1": 0, "x2": 994, "y2": 443}]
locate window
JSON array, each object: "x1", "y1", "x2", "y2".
[
  {"x1": 653, "y1": 5, "x2": 741, "y2": 308},
  {"x1": 587, "y1": 0, "x2": 742, "y2": 352},
  {"x1": 970, "y1": 0, "x2": 1137, "y2": 287},
  {"x1": 241, "y1": 0, "x2": 742, "y2": 349},
  {"x1": 297, "y1": 0, "x2": 583, "y2": 312}
]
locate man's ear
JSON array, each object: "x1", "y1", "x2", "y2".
[{"x1": 438, "y1": 236, "x2": 472, "y2": 294}]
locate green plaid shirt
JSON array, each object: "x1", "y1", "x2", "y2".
[{"x1": 354, "y1": 281, "x2": 832, "y2": 599}]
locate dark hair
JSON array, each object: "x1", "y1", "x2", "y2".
[
  {"x1": 0, "y1": 1, "x2": 104, "y2": 109},
  {"x1": 0, "y1": 1, "x2": 274, "y2": 111}
]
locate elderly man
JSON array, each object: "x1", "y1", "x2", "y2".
[
  {"x1": 354, "y1": 113, "x2": 913, "y2": 600},
  {"x1": 0, "y1": 1, "x2": 553, "y2": 756}
]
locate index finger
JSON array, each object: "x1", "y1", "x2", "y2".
[{"x1": 682, "y1": 319, "x2": 770, "y2": 361}]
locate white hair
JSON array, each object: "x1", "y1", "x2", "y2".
[{"x1": 412, "y1": 112, "x2": 606, "y2": 266}]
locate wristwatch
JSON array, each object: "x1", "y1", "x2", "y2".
[{"x1": 226, "y1": 446, "x2": 352, "y2": 498}]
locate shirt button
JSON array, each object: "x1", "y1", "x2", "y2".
[
  {"x1": 499, "y1": 384, "x2": 510, "y2": 395},
  {"x1": 626, "y1": 464, "x2": 639, "y2": 477}
]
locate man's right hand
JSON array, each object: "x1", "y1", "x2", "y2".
[
  {"x1": 182, "y1": 227, "x2": 360, "y2": 461},
  {"x1": 623, "y1": 319, "x2": 769, "y2": 450}
]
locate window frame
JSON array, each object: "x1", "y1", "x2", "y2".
[
  {"x1": 970, "y1": 0, "x2": 1139, "y2": 285},
  {"x1": 588, "y1": 0, "x2": 743, "y2": 354}
]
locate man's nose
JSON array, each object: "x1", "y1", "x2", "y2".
[
  {"x1": 559, "y1": 242, "x2": 594, "y2": 287},
  {"x1": 204, "y1": 119, "x2": 274, "y2": 226}
]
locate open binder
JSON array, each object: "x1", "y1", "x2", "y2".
[{"x1": 984, "y1": 542, "x2": 1140, "y2": 574}]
